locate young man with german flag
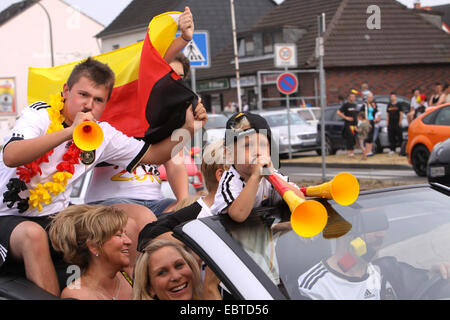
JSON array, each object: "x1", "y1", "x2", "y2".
[{"x1": 0, "y1": 7, "x2": 206, "y2": 297}]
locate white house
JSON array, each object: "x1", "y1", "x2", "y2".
[{"x1": 0, "y1": 0, "x2": 104, "y2": 146}]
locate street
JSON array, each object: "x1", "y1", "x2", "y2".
[{"x1": 279, "y1": 164, "x2": 426, "y2": 184}]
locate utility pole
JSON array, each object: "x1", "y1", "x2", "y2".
[
  {"x1": 35, "y1": 0, "x2": 54, "y2": 67},
  {"x1": 230, "y1": 0, "x2": 242, "y2": 112},
  {"x1": 317, "y1": 13, "x2": 327, "y2": 182}
]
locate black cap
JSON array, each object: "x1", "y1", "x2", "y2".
[{"x1": 225, "y1": 112, "x2": 272, "y2": 146}]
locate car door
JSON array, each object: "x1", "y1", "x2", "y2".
[
  {"x1": 327, "y1": 108, "x2": 346, "y2": 145},
  {"x1": 428, "y1": 106, "x2": 450, "y2": 146}
]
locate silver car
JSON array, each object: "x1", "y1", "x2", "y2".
[
  {"x1": 255, "y1": 109, "x2": 320, "y2": 155},
  {"x1": 373, "y1": 102, "x2": 409, "y2": 154}
]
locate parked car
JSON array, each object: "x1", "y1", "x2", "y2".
[
  {"x1": 252, "y1": 109, "x2": 320, "y2": 155},
  {"x1": 316, "y1": 104, "x2": 408, "y2": 155},
  {"x1": 427, "y1": 138, "x2": 450, "y2": 188},
  {"x1": 373, "y1": 94, "x2": 411, "y2": 114},
  {"x1": 316, "y1": 105, "x2": 351, "y2": 155},
  {"x1": 371, "y1": 102, "x2": 409, "y2": 154},
  {"x1": 406, "y1": 104, "x2": 450, "y2": 177},
  {"x1": 202, "y1": 113, "x2": 228, "y2": 145},
  {"x1": 291, "y1": 107, "x2": 321, "y2": 127}
]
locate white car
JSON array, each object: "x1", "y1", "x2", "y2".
[
  {"x1": 203, "y1": 113, "x2": 228, "y2": 145},
  {"x1": 253, "y1": 109, "x2": 320, "y2": 155},
  {"x1": 291, "y1": 107, "x2": 321, "y2": 127}
]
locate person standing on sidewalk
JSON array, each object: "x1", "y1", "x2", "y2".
[
  {"x1": 337, "y1": 91, "x2": 359, "y2": 158},
  {"x1": 360, "y1": 93, "x2": 377, "y2": 156},
  {"x1": 386, "y1": 92, "x2": 403, "y2": 156}
]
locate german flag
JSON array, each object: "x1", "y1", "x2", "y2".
[{"x1": 28, "y1": 11, "x2": 196, "y2": 144}]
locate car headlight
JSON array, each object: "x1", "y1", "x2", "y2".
[{"x1": 279, "y1": 134, "x2": 289, "y2": 144}]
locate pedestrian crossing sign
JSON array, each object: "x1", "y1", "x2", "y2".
[{"x1": 176, "y1": 31, "x2": 210, "y2": 68}]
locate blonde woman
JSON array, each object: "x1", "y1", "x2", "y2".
[
  {"x1": 133, "y1": 239, "x2": 221, "y2": 300},
  {"x1": 49, "y1": 204, "x2": 133, "y2": 300}
]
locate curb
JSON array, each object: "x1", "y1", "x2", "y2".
[{"x1": 279, "y1": 161, "x2": 412, "y2": 170}]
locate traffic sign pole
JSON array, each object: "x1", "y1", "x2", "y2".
[
  {"x1": 285, "y1": 68, "x2": 292, "y2": 159},
  {"x1": 276, "y1": 71, "x2": 299, "y2": 160},
  {"x1": 177, "y1": 31, "x2": 209, "y2": 95},
  {"x1": 317, "y1": 13, "x2": 327, "y2": 182},
  {"x1": 191, "y1": 68, "x2": 196, "y2": 93}
]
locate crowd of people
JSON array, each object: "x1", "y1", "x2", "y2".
[{"x1": 337, "y1": 81, "x2": 449, "y2": 159}]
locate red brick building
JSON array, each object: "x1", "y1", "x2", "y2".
[{"x1": 196, "y1": 0, "x2": 450, "y2": 111}]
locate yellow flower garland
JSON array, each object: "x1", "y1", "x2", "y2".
[{"x1": 27, "y1": 94, "x2": 79, "y2": 212}]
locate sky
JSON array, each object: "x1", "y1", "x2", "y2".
[{"x1": 0, "y1": 0, "x2": 449, "y2": 27}]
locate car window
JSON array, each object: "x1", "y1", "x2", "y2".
[
  {"x1": 311, "y1": 108, "x2": 321, "y2": 119},
  {"x1": 332, "y1": 110, "x2": 344, "y2": 122},
  {"x1": 325, "y1": 109, "x2": 337, "y2": 121},
  {"x1": 423, "y1": 109, "x2": 439, "y2": 125},
  {"x1": 298, "y1": 109, "x2": 314, "y2": 121},
  {"x1": 221, "y1": 186, "x2": 450, "y2": 300},
  {"x1": 265, "y1": 112, "x2": 307, "y2": 127},
  {"x1": 434, "y1": 107, "x2": 450, "y2": 126}
]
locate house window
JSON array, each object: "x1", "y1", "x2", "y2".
[
  {"x1": 263, "y1": 31, "x2": 283, "y2": 54},
  {"x1": 238, "y1": 36, "x2": 255, "y2": 57},
  {"x1": 245, "y1": 37, "x2": 254, "y2": 56},
  {"x1": 263, "y1": 33, "x2": 273, "y2": 53},
  {"x1": 238, "y1": 38, "x2": 245, "y2": 57},
  {"x1": 273, "y1": 31, "x2": 283, "y2": 45}
]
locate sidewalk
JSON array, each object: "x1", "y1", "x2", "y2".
[{"x1": 280, "y1": 151, "x2": 411, "y2": 170}]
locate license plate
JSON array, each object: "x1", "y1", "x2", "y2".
[{"x1": 430, "y1": 166, "x2": 445, "y2": 177}]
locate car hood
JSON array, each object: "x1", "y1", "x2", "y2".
[{"x1": 272, "y1": 124, "x2": 317, "y2": 135}]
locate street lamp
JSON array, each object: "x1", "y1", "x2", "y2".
[{"x1": 35, "y1": 0, "x2": 54, "y2": 67}]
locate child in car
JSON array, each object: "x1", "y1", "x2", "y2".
[
  {"x1": 199, "y1": 112, "x2": 304, "y2": 221},
  {"x1": 197, "y1": 112, "x2": 304, "y2": 285}
]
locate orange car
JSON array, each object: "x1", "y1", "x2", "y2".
[{"x1": 406, "y1": 103, "x2": 450, "y2": 176}]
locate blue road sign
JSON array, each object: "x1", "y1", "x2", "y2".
[
  {"x1": 176, "y1": 31, "x2": 210, "y2": 68},
  {"x1": 276, "y1": 72, "x2": 298, "y2": 95}
]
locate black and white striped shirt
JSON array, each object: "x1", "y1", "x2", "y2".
[
  {"x1": 198, "y1": 165, "x2": 292, "y2": 218},
  {"x1": 298, "y1": 260, "x2": 382, "y2": 300}
]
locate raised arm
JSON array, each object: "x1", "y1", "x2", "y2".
[
  {"x1": 139, "y1": 101, "x2": 207, "y2": 166},
  {"x1": 164, "y1": 6, "x2": 194, "y2": 63}
]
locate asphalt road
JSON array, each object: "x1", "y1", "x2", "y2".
[{"x1": 278, "y1": 164, "x2": 427, "y2": 184}]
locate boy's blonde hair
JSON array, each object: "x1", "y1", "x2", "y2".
[
  {"x1": 132, "y1": 239, "x2": 202, "y2": 300},
  {"x1": 201, "y1": 139, "x2": 229, "y2": 192},
  {"x1": 49, "y1": 204, "x2": 127, "y2": 272}
]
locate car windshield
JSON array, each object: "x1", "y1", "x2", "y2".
[
  {"x1": 265, "y1": 112, "x2": 307, "y2": 127},
  {"x1": 221, "y1": 185, "x2": 450, "y2": 300},
  {"x1": 204, "y1": 115, "x2": 228, "y2": 129},
  {"x1": 311, "y1": 108, "x2": 321, "y2": 118},
  {"x1": 297, "y1": 109, "x2": 314, "y2": 121}
]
